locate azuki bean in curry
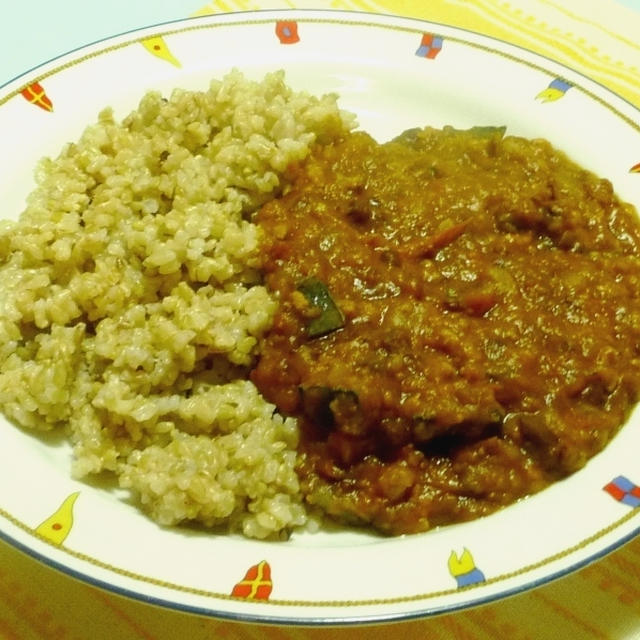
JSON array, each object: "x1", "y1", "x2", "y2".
[{"x1": 251, "y1": 126, "x2": 640, "y2": 535}]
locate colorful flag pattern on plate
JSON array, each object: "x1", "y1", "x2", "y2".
[
  {"x1": 231, "y1": 561, "x2": 273, "y2": 600},
  {"x1": 448, "y1": 548, "x2": 486, "y2": 588},
  {"x1": 603, "y1": 476, "x2": 640, "y2": 507},
  {"x1": 536, "y1": 78, "x2": 573, "y2": 103},
  {"x1": 142, "y1": 36, "x2": 181, "y2": 67},
  {"x1": 20, "y1": 82, "x2": 53, "y2": 112},
  {"x1": 415, "y1": 33, "x2": 443, "y2": 59},
  {"x1": 34, "y1": 492, "x2": 79, "y2": 545},
  {"x1": 276, "y1": 21, "x2": 300, "y2": 44}
]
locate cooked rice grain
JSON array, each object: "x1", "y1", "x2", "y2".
[{"x1": 0, "y1": 70, "x2": 354, "y2": 538}]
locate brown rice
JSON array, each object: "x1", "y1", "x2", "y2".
[{"x1": 0, "y1": 70, "x2": 354, "y2": 539}]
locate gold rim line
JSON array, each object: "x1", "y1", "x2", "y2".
[
  {"x1": 1, "y1": 12, "x2": 640, "y2": 611},
  {"x1": 0, "y1": 14, "x2": 639, "y2": 134},
  {"x1": 0, "y1": 500, "x2": 638, "y2": 608}
]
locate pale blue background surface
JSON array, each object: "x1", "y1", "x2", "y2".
[{"x1": 1, "y1": 0, "x2": 204, "y2": 86}]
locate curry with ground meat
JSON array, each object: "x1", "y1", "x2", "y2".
[{"x1": 251, "y1": 126, "x2": 640, "y2": 535}]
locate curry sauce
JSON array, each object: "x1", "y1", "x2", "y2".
[{"x1": 251, "y1": 127, "x2": 640, "y2": 535}]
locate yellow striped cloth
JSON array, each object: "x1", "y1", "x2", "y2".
[{"x1": 1, "y1": 2, "x2": 640, "y2": 639}]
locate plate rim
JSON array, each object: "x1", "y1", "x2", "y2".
[
  {"x1": 2, "y1": 505, "x2": 640, "y2": 626},
  {"x1": 1, "y1": 7, "x2": 640, "y2": 625},
  {"x1": 3, "y1": 7, "x2": 640, "y2": 122}
]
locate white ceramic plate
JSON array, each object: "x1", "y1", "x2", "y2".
[{"x1": 1, "y1": 9, "x2": 640, "y2": 626}]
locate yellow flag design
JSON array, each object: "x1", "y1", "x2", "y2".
[
  {"x1": 142, "y1": 36, "x2": 181, "y2": 68},
  {"x1": 35, "y1": 492, "x2": 80, "y2": 545}
]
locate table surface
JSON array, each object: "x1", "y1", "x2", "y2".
[{"x1": 2, "y1": 1, "x2": 640, "y2": 639}]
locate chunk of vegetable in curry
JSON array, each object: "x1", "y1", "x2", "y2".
[
  {"x1": 296, "y1": 277, "x2": 345, "y2": 337},
  {"x1": 251, "y1": 125, "x2": 640, "y2": 535}
]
